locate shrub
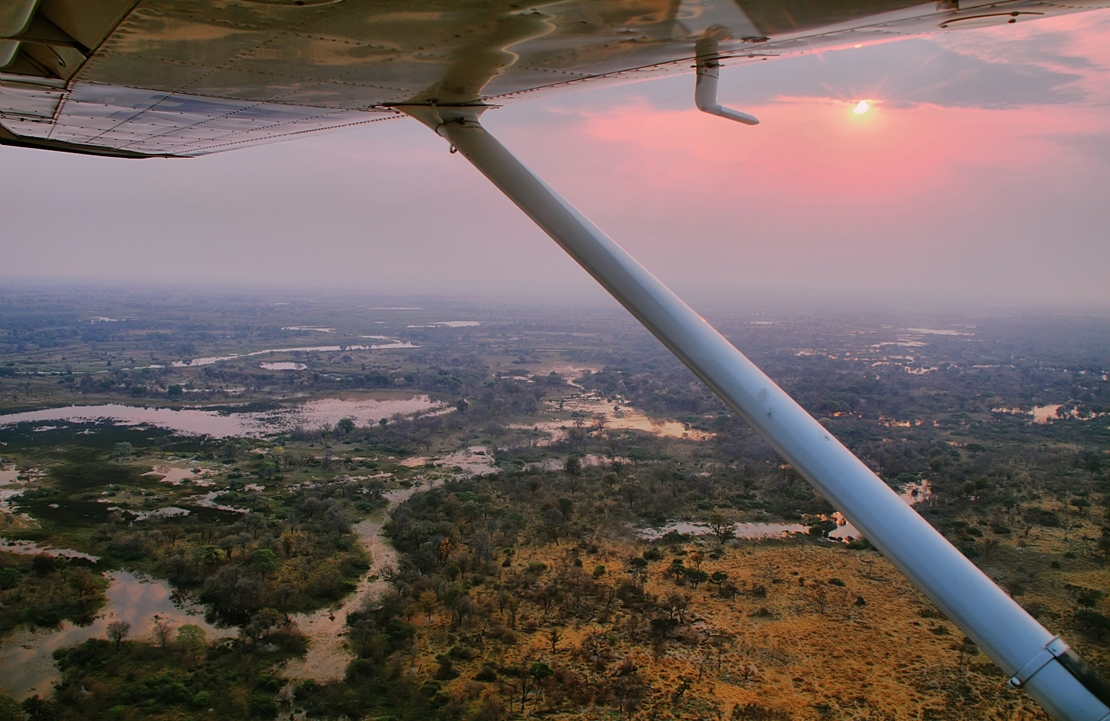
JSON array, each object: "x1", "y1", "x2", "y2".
[{"x1": 248, "y1": 694, "x2": 278, "y2": 718}]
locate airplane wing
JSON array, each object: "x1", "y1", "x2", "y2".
[{"x1": 1, "y1": 0, "x2": 1102, "y2": 158}]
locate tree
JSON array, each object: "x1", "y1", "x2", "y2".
[
  {"x1": 442, "y1": 583, "x2": 472, "y2": 625},
  {"x1": 519, "y1": 662, "x2": 553, "y2": 713},
  {"x1": 981, "y1": 537, "x2": 999, "y2": 558},
  {"x1": 710, "y1": 571, "x2": 730, "y2": 593},
  {"x1": 1076, "y1": 589, "x2": 1103, "y2": 610},
  {"x1": 150, "y1": 616, "x2": 175, "y2": 649},
  {"x1": 685, "y1": 568, "x2": 709, "y2": 589},
  {"x1": 548, "y1": 627, "x2": 563, "y2": 653},
  {"x1": 193, "y1": 544, "x2": 224, "y2": 575},
  {"x1": 336, "y1": 417, "x2": 355, "y2": 434},
  {"x1": 176, "y1": 624, "x2": 207, "y2": 656},
  {"x1": 417, "y1": 590, "x2": 438, "y2": 621},
  {"x1": 612, "y1": 673, "x2": 644, "y2": 718},
  {"x1": 251, "y1": 547, "x2": 280, "y2": 575},
  {"x1": 20, "y1": 696, "x2": 56, "y2": 721},
  {"x1": 807, "y1": 519, "x2": 837, "y2": 538},
  {"x1": 663, "y1": 592, "x2": 689, "y2": 623},
  {"x1": 31, "y1": 553, "x2": 55, "y2": 575},
  {"x1": 107, "y1": 620, "x2": 131, "y2": 649},
  {"x1": 541, "y1": 507, "x2": 567, "y2": 545},
  {"x1": 0, "y1": 693, "x2": 21, "y2": 721},
  {"x1": 242, "y1": 608, "x2": 286, "y2": 641},
  {"x1": 650, "y1": 617, "x2": 678, "y2": 639},
  {"x1": 810, "y1": 584, "x2": 829, "y2": 615},
  {"x1": 708, "y1": 513, "x2": 735, "y2": 545},
  {"x1": 0, "y1": 568, "x2": 19, "y2": 590}
]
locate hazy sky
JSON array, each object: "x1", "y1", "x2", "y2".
[{"x1": 3, "y1": 10, "x2": 1110, "y2": 312}]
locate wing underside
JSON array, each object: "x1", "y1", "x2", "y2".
[{"x1": 0, "y1": 0, "x2": 1098, "y2": 157}]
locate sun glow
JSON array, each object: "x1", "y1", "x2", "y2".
[{"x1": 854, "y1": 100, "x2": 871, "y2": 114}]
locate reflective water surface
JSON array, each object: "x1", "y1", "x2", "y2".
[
  {"x1": 0, "y1": 395, "x2": 442, "y2": 438},
  {"x1": 637, "y1": 481, "x2": 932, "y2": 543},
  {"x1": 0, "y1": 571, "x2": 231, "y2": 700},
  {"x1": 637, "y1": 521, "x2": 809, "y2": 541},
  {"x1": 172, "y1": 341, "x2": 417, "y2": 367}
]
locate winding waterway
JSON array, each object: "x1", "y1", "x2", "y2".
[{"x1": 281, "y1": 480, "x2": 443, "y2": 683}]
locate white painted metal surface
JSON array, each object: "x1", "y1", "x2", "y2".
[
  {"x1": 695, "y1": 37, "x2": 759, "y2": 125},
  {"x1": 402, "y1": 104, "x2": 1110, "y2": 721}
]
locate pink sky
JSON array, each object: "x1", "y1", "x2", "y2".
[{"x1": 3, "y1": 10, "x2": 1110, "y2": 311}]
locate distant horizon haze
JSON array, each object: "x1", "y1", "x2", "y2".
[{"x1": 2, "y1": 278, "x2": 1108, "y2": 320}]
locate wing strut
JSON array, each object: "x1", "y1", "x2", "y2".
[{"x1": 399, "y1": 103, "x2": 1110, "y2": 721}]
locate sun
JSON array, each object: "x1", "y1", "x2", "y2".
[{"x1": 853, "y1": 100, "x2": 871, "y2": 114}]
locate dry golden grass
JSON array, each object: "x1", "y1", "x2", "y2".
[{"x1": 401, "y1": 532, "x2": 1106, "y2": 720}]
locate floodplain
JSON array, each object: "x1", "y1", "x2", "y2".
[{"x1": 0, "y1": 287, "x2": 1105, "y2": 721}]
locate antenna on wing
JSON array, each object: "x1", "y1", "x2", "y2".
[{"x1": 694, "y1": 35, "x2": 759, "y2": 125}]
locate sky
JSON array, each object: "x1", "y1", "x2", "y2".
[{"x1": 3, "y1": 10, "x2": 1110, "y2": 313}]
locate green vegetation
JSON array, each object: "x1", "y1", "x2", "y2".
[
  {"x1": 1, "y1": 438, "x2": 378, "y2": 624},
  {"x1": 45, "y1": 620, "x2": 305, "y2": 720},
  {"x1": 0, "y1": 289, "x2": 1105, "y2": 719},
  {"x1": 0, "y1": 553, "x2": 107, "y2": 635},
  {"x1": 290, "y1": 460, "x2": 1106, "y2": 719}
]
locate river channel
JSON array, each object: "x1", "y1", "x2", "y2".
[{"x1": 280, "y1": 479, "x2": 445, "y2": 683}]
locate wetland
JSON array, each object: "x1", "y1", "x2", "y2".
[{"x1": 0, "y1": 287, "x2": 1105, "y2": 720}]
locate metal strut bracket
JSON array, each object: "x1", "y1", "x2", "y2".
[
  {"x1": 695, "y1": 36, "x2": 759, "y2": 125},
  {"x1": 1009, "y1": 637, "x2": 1070, "y2": 689},
  {"x1": 397, "y1": 102, "x2": 1110, "y2": 721}
]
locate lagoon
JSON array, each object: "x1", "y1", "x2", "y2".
[{"x1": 0, "y1": 395, "x2": 443, "y2": 438}]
